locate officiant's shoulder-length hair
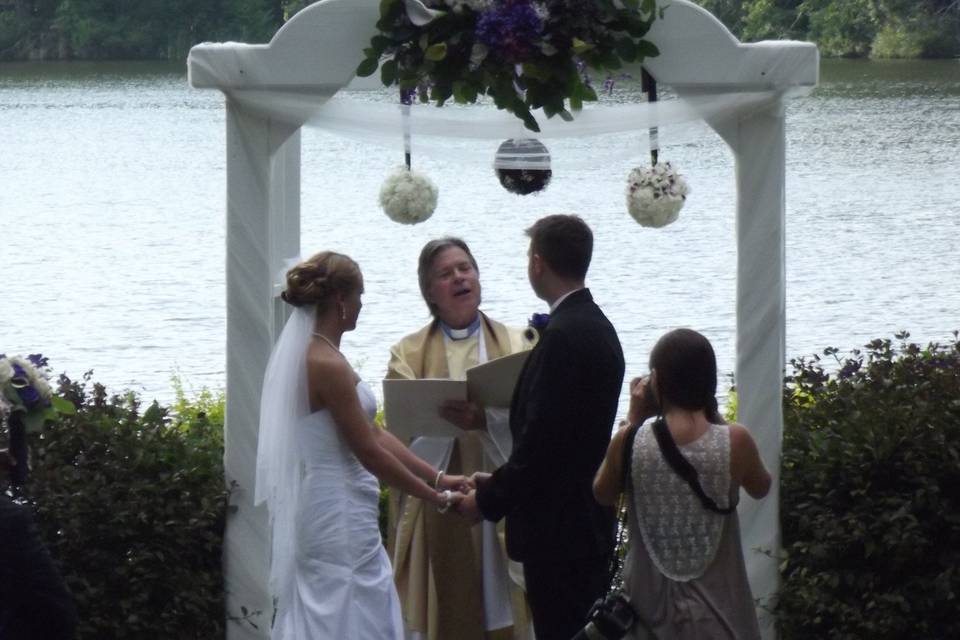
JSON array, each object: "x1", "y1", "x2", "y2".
[
  {"x1": 281, "y1": 251, "x2": 362, "y2": 312},
  {"x1": 417, "y1": 237, "x2": 480, "y2": 316}
]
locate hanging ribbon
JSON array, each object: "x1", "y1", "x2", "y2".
[
  {"x1": 400, "y1": 88, "x2": 414, "y2": 169},
  {"x1": 641, "y1": 68, "x2": 659, "y2": 166}
]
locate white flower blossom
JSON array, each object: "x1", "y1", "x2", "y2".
[
  {"x1": 379, "y1": 166, "x2": 439, "y2": 225},
  {"x1": 441, "y1": 0, "x2": 492, "y2": 12},
  {"x1": 0, "y1": 358, "x2": 13, "y2": 387},
  {"x1": 0, "y1": 393, "x2": 11, "y2": 421},
  {"x1": 626, "y1": 162, "x2": 690, "y2": 228}
]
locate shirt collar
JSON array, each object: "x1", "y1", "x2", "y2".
[
  {"x1": 440, "y1": 314, "x2": 482, "y2": 340},
  {"x1": 549, "y1": 288, "x2": 584, "y2": 313}
]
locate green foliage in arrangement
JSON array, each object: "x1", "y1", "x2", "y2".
[
  {"x1": 356, "y1": 0, "x2": 659, "y2": 132},
  {"x1": 777, "y1": 332, "x2": 960, "y2": 639},
  {"x1": 20, "y1": 372, "x2": 229, "y2": 639}
]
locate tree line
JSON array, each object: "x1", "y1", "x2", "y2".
[{"x1": 1, "y1": 0, "x2": 957, "y2": 62}]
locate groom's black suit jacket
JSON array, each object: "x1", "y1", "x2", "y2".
[{"x1": 476, "y1": 289, "x2": 625, "y2": 563}]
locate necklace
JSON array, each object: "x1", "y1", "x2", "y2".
[{"x1": 311, "y1": 332, "x2": 341, "y2": 353}]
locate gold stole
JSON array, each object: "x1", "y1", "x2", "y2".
[{"x1": 387, "y1": 314, "x2": 529, "y2": 640}]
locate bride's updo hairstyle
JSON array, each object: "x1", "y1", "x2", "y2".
[
  {"x1": 649, "y1": 328, "x2": 725, "y2": 425},
  {"x1": 281, "y1": 251, "x2": 362, "y2": 311}
]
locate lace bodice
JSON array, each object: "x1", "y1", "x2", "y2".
[{"x1": 630, "y1": 422, "x2": 733, "y2": 581}]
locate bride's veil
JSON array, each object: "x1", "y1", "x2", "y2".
[{"x1": 254, "y1": 304, "x2": 315, "y2": 619}]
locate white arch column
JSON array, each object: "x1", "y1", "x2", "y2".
[
  {"x1": 220, "y1": 104, "x2": 301, "y2": 639},
  {"x1": 709, "y1": 100, "x2": 788, "y2": 635}
]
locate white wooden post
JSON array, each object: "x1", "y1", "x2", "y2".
[
  {"x1": 708, "y1": 100, "x2": 788, "y2": 637},
  {"x1": 222, "y1": 102, "x2": 301, "y2": 639}
]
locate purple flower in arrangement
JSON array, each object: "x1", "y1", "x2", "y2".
[
  {"x1": 11, "y1": 363, "x2": 43, "y2": 408},
  {"x1": 399, "y1": 87, "x2": 416, "y2": 106},
  {"x1": 27, "y1": 353, "x2": 49, "y2": 368},
  {"x1": 475, "y1": 0, "x2": 546, "y2": 62}
]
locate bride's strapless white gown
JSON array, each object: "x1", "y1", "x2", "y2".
[{"x1": 275, "y1": 381, "x2": 404, "y2": 639}]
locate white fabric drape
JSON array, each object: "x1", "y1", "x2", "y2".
[{"x1": 254, "y1": 305, "x2": 314, "y2": 619}]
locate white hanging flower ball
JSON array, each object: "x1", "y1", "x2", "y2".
[
  {"x1": 379, "y1": 166, "x2": 439, "y2": 225},
  {"x1": 626, "y1": 162, "x2": 690, "y2": 228}
]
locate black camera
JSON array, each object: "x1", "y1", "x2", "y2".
[{"x1": 572, "y1": 590, "x2": 637, "y2": 640}]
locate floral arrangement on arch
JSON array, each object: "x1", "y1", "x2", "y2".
[
  {"x1": 357, "y1": 0, "x2": 661, "y2": 132},
  {"x1": 626, "y1": 161, "x2": 689, "y2": 228}
]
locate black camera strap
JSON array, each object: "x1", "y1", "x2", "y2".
[
  {"x1": 603, "y1": 424, "x2": 641, "y2": 589},
  {"x1": 651, "y1": 418, "x2": 737, "y2": 515}
]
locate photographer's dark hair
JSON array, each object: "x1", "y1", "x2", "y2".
[
  {"x1": 649, "y1": 328, "x2": 725, "y2": 424},
  {"x1": 525, "y1": 214, "x2": 593, "y2": 280}
]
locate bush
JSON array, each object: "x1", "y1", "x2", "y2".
[
  {"x1": 18, "y1": 372, "x2": 228, "y2": 639},
  {"x1": 777, "y1": 332, "x2": 960, "y2": 639}
]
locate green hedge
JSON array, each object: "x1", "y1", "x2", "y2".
[
  {"x1": 21, "y1": 373, "x2": 228, "y2": 639},
  {"x1": 778, "y1": 332, "x2": 960, "y2": 639}
]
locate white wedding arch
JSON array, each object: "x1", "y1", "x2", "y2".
[{"x1": 188, "y1": 2, "x2": 818, "y2": 638}]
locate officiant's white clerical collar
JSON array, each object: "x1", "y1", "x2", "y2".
[
  {"x1": 549, "y1": 287, "x2": 584, "y2": 312},
  {"x1": 440, "y1": 314, "x2": 482, "y2": 340}
]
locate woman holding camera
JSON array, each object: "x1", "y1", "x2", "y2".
[{"x1": 593, "y1": 328, "x2": 771, "y2": 639}]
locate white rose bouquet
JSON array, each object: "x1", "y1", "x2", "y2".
[
  {"x1": 626, "y1": 162, "x2": 690, "y2": 228},
  {"x1": 379, "y1": 166, "x2": 439, "y2": 225}
]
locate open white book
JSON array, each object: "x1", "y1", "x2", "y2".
[{"x1": 382, "y1": 350, "x2": 529, "y2": 442}]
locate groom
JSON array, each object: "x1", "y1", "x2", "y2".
[{"x1": 457, "y1": 214, "x2": 625, "y2": 640}]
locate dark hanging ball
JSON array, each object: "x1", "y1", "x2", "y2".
[{"x1": 494, "y1": 138, "x2": 552, "y2": 195}]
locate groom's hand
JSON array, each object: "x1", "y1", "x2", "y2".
[
  {"x1": 440, "y1": 400, "x2": 487, "y2": 431},
  {"x1": 469, "y1": 471, "x2": 492, "y2": 487},
  {"x1": 455, "y1": 490, "x2": 484, "y2": 524}
]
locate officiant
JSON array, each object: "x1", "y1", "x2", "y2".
[{"x1": 385, "y1": 237, "x2": 533, "y2": 640}]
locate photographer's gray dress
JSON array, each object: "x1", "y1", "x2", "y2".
[{"x1": 624, "y1": 424, "x2": 761, "y2": 640}]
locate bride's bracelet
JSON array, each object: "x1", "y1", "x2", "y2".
[
  {"x1": 433, "y1": 469, "x2": 444, "y2": 490},
  {"x1": 436, "y1": 490, "x2": 453, "y2": 514}
]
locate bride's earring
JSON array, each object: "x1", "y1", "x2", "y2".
[{"x1": 340, "y1": 304, "x2": 347, "y2": 321}]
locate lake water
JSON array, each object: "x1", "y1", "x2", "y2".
[{"x1": 2, "y1": 59, "x2": 959, "y2": 406}]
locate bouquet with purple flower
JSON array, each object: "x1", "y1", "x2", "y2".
[
  {"x1": 1, "y1": 354, "x2": 73, "y2": 485},
  {"x1": 0, "y1": 354, "x2": 73, "y2": 433},
  {"x1": 357, "y1": 0, "x2": 660, "y2": 132}
]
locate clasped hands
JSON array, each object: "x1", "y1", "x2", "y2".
[
  {"x1": 433, "y1": 471, "x2": 491, "y2": 524},
  {"x1": 433, "y1": 400, "x2": 490, "y2": 523}
]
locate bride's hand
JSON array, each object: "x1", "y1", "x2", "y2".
[
  {"x1": 435, "y1": 489, "x2": 465, "y2": 514},
  {"x1": 438, "y1": 473, "x2": 474, "y2": 493}
]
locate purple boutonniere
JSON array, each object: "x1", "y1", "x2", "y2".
[{"x1": 523, "y1": 312, "x2": 550, "y2": 343}]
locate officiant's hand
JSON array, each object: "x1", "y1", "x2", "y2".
[
  {"x1": 454, "y1": 490, "x2": 484, "y2": 524},
  {"x1": 440, "y1": 399, "x2": 487, "y2": 431},
  {"x1": 438, "y1": 473, "x2": 475, "y2": 493}
]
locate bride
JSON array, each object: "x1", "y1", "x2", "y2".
[{"x1": 255, "y1": 251, "x2": 468, "y2": 639}]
